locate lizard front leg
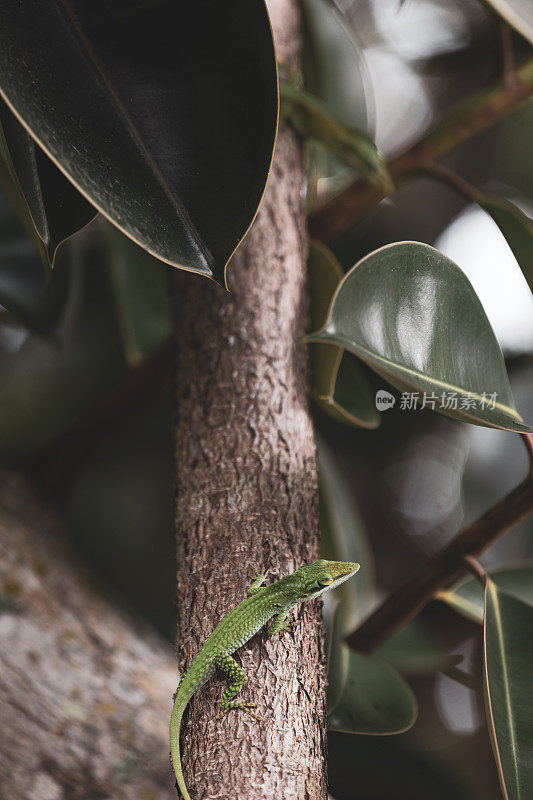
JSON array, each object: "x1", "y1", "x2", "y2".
[
  {"x1": 267, "y1": 609, "x2": 295, "y2": 636},
  {"x1": 247, "y1": 572, "x2": 267, "y2": 595},
  {"x1": 215, "y1": 653, "x2": 262, "y2": 721}
]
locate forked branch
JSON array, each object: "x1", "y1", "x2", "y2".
[{"x1": 309, "y1": 57, "x2": 533, "y2": 242}]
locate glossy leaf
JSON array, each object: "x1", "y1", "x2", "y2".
[
  {"x1": 484, "y1": 1, "x2": 533, "y2": 45},
  {"x1": 309, "y1": 241, "x2": 532, "y2": 433},
  {"x1": 375, "y1": 619, "x2": 457, "y2": 676},
  {"x1": 300, "y1": 0, "x2": 369, "y2": 134},
  {"x1": 280, "y1": 85, "x2": 391, "y2": 192},
  {"x1": 103, "y1": 225, "x2": 171, "y2": 366},
  {"x1": 0, "y1": 1, "x2": 278, "y2": 284},
  {"x1": 0, "y1": 185, "x2": 69, "y2": 332},
  {"x1": 484, "y1": 579, "x2": 533, "y2": 800},
  {"x1": 0, "y1": 117, "x2": 50, "y2": 267},
  {"x1": 0, "y1": 232, "x2": 125, "y2": 462},
  {"x1": 318, "y1": 432, "x2": 376, "y2": 627},
  {"x1": 309, "y1": 242, "x2": 380, "y2": 428},
  {"x1": 300, "y1": 0, "x2": 371, "y2": 188},
  {"x1": 328, "y1": 646, "x2": 418, "y2": 735},
  {"x1": 0, "y1": 100, "x2": 96, "y2": 266},
  {"x1": 479, "y1": 195, "x2": 533, "y2": 294},
  {"x1": 440, "y1": 563, "x2": 533, "y2": 624},
  {"x1": 325, "y1": 600, "x2": 347, "y2": 713}
]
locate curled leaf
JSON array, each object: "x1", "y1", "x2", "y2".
[
  {"x1": 309, "y1": 241, "x2": 532, "y2": 433},
  {"x1": 309, "y1": 242, "x2": 380, "y2": 428}
]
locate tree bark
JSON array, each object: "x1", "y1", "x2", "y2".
[
  {"x1": 170, "y1": 4, "x2": 327, "y2": 800},
  {"x1": 0, "y1": 467, "x2": 176, "y2": 800}
]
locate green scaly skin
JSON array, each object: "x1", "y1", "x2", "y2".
[{"x1": 169, "y1": 559, "x2": 360, "y2": 800}]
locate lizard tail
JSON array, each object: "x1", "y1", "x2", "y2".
[{"x1": 170, "y1": 693, "x2": 192, "y2": 800}]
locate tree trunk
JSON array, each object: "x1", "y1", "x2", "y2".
[
  {"x1": 171, "y1": 4, "x2": 327, "y2": 800},
  {"x1": 0, "y1": 468, "x2": 176, "y2": 800}
]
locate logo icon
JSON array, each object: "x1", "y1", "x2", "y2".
[{"x1": 375, "y1": 390, "x2": 396, "y2": 411}]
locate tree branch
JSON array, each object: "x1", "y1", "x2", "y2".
[
  {"x1": 416, "y1": 160, "x2": 483, "y2": 204},
  {"x1": 309, "y1": 57, "x2": 533, "y2": 242},
  {"x1": 0, "y1": 467, "x2": 176, "y2": 798},
  {"x1": 169, "y1": 4, "x2": 327, "y2": 799},
  {"x1": 345, "y1": 434, "x2": 533, "y2": 654}
]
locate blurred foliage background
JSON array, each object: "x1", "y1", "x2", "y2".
[{"x1": 1, "y1": 0, "x2": 533, "y2": 798}]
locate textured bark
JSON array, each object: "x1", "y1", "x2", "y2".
[
  {"x1": 0, "y1": 468, "x2": 176, "y2": 800},
  {"x1": 170, "y1": 3, "x2": 327, "y2": 800}
]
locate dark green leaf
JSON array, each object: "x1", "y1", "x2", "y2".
[
  {"x1": 318, "y1": 433, "x2": 376, "y2": 628},
  {"x1": 328, "y1": 646, "x2": 417, "y2": 734},
  {"x1": 103, "y1": 225, "x2": 171, "y2": 366},
  {"x1": 309, "y1": 242, "x2": 380, "y2": 428},
  {"x1": 0, "y1": 232, "x2": 125, "y2": 462},
  {"x1": 0, "y1": 1, "x2": 278, "y2": 284},
  {"x1": 0, "y1": 99, "x2": 96, "y2": 266},
  {"x1": 375, "y1": 619, "x2": 456, "y2": 676},
  {"x1": 0, "y1": 113, "x2": 51, "y2": 267},
  {"x1": 484, "y1": 579, "x2": 533, "y2": 800},
  {"x1": 280, "y1": 84, "x2": 391, "y2": 192},
  {"x1": 478, "y1": 195, "x2": 533, "y2": 294},
  {"x1": 309, "y1": 241, "x2": 532, "y2": 432},
  {"x1": 318, "y1": 433, "x2": 375, "y2": 624},
  {"x1": 325, "y1": 599, "x2": 347, "y2": 713},
  {"x1": 300, "y1": 0, "x2": 371, "y2": 188},
  {"x1": 300, "y1": 0, "x2": 369, "y2": 134},
  {"x1": 0, "y1": 187, "x2": 69, "y2": 332},
  {"x1": 440, "y1": 562, "x2": 533, "y2": 624}
]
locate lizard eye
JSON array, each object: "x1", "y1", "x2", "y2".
[{"x1": 318, "y1": 574, "x2": 334, "y2": 587}]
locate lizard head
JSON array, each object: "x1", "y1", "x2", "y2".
[{"x1": 288, "y1": 559, "x2": 360, "y2": 601}]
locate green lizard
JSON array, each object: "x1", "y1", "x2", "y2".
[{"x1": 169, "y1": 559, "x2": 360, "y2": 800}]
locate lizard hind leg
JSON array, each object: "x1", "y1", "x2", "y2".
[{"x1": 215, "y1": 653, "x2": 262, "y2": 721}]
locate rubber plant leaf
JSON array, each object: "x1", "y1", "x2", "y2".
[
  {"x1": 0, "y1": 0, "x2": 278, "y2": 285},
  {"x1": 309, "y1": 241, "x2": 532, "y2": 433}
]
